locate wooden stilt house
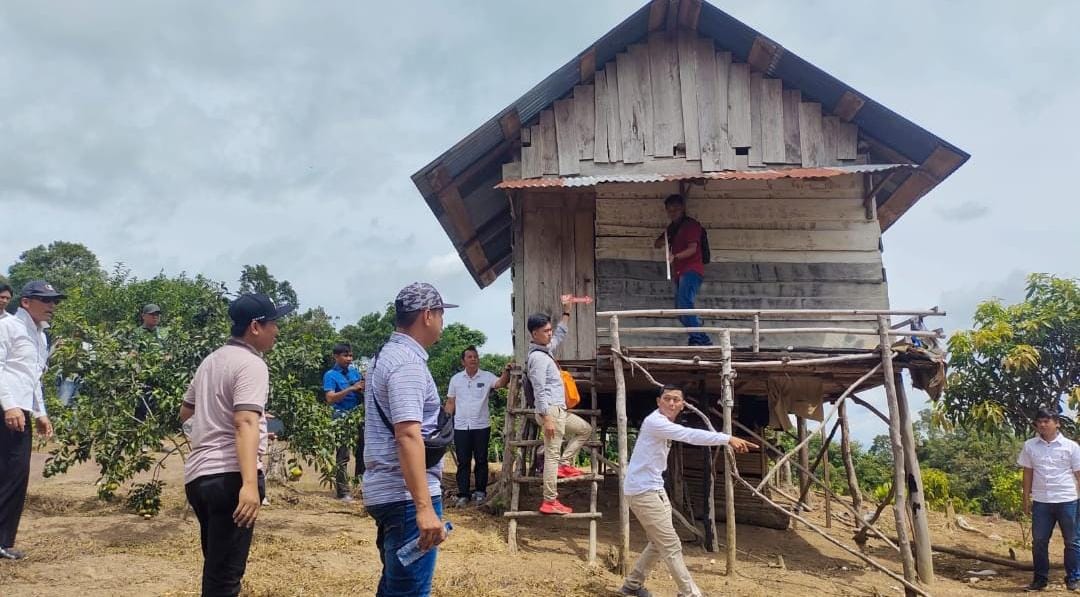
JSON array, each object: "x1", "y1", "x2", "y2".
[{"x1": 411, "y1": 0, "x2": 966, "y2": 589}]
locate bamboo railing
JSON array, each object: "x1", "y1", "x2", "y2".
[{"x1": 603, "y1": 307, "x2": 944, "y2": 594}]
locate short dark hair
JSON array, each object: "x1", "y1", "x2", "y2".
[
  {"x1": 396, "y1": 309, "x2": 423, "y2": 328},
  {"x1": 461, "y1": 345, "x2": 478, "y2": 360},
  {"x1": 0, "y1": 283, "x2": 12, "y2": 295},
  {"x1": 332, "y1": 342, "x2": 352, "y2": 356},
  {"x1": 659, "y1": 383, "x2": 684, "y2": 398},
  {"x1": 1036, "y1": 408, "x2": 1060, "y2": 422},
  {"x1": 664, "y1": 194, "x2": 685, "y2": 207},
  {"x1": 527, "y1": 313, "x2": 551, "y2": 333},
  {"x1": 230, "y1": 321, "x2": 249, "y2": 338}
]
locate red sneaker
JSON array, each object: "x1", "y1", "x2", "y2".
[
  {"x1": 557, "y1": 465, "x2": 584, "y2": 478},
  {"x1": 539, "y1": 499, "x2": 574, "y2": 515}
]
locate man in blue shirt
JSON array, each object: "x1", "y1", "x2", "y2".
[{"x1": 323, "y1": 342, "x2": 365, "y2": 502}]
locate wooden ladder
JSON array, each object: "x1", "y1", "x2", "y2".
[{"x1": 500, "y1": 363, "x2": 604, "y2": 563}]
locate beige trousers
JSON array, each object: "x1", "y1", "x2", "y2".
[
  {"x1": 534, "y1": 405, "x2": 591, "y2": 501},
  {"x1": 624, "y1": 489, "x2": 702, "y2": 597}
]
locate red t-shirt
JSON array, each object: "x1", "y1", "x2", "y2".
[{"x1": 668, "y1": 217, "x2": 705, "y2": 280}]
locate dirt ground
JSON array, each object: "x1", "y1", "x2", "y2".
[{"x1": 0, "y1": 448, "x2": 1072, "y2": 596}]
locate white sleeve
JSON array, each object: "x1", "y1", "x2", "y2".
[
  {"x1": 1017, "y1": 443, "x2": 1033, "y2": 468},
  {"x1": 651, "y1": 415, "x2": 731, "y2": 446},
  {"x1": 0, "y1": 326, "x2": 14, "y2": 411}
]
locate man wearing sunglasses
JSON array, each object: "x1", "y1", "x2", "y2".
[{"x1": 0, "y1": 280, "x2": 61, "y2": 561}]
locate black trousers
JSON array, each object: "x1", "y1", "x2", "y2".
[
  {"x1": 185, "y1": 472, "x2": 266, "y2": 597},
  {"x1": 454, "y1": 427, "x2": 491, "y2": 498},
  {"x1": 0, "y1": 410, "x2": 31, "y2": 549},
  {"x1": 335, "y1": 422, "x2": 365, "y2": 497}
]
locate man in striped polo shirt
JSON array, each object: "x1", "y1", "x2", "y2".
[{"x1": 363, "y1": 282, "x2": 456, "y2": 596}]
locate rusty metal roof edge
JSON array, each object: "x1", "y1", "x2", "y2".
[{"x1": 496, "y1": 164, "x2": 910, "y2": 189}]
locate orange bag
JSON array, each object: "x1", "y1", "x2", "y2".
[{"x1": 560, "y1": 370, "x2": 581, "y2": 409}]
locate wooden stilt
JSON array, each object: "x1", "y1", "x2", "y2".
[
  {"x1": 721, "y1": 330, "x2": 737, "y2": 575},
  {"x1": 839, "y1": 400, "x2": 864, "y2": 518},
  {"x1": 878, "y1": 315, "x2": 918, "y2": 591},
  {"x1": 611, "y1": 315, "x2": 631, "y2": 575},
  {"x1": 588, "y1": 365, "x2": 599, "y2": 565},
  {"x1": 704, "y1": 445, "x2": 718, "y2": 552},
  {"x1": 497, "y1": 372, "x2": 521, "y2": 502},
  {"x1": 824, "y1": 436, "x2": 832, "y2": 529},
  {"x1": 797, "y1": 417, "x2": 811, "y2": 513},
  {"x1": 896, "y1": 372, "x2": 935, "y2": 583}
]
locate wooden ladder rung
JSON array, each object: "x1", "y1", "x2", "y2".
[
  {"x1": 508, "y1": 408, "x2": 602, "y2": 416},
  {"x1": 502, "y1": 511, "x2": 602, "y2": 519},
  {"x1": 508, "y1": 439, "x2": 603, "y2": 448},
  {"x1": 512, "y1": 474, "x2": 604, "y2": 484}
]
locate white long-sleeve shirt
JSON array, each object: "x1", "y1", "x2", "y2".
[
  {"x1": 624, "y1": 409, "x2": 730, "y2": 496},
  {"x1": 0, "y1": 308, "x2": 50, "y2": 418}
]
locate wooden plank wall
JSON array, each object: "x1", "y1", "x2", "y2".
[
  {"x1": 507, "y1": 30, "x2": 868, "y2": 180},
  {"x1": 520, "y1": 191, "x2": 597, "y2": 360},
  {"x1": 593, "y1": 176, "x2": 888, "y2": 349}
]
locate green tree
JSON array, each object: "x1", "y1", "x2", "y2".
[
  {"x1": 940, "y1": 273, "x2": 1080, "y2": 435},
  {"x1": 339, "y1": 304, "x2": 395, "y2": 358},
  {"x1": 238, "y1": 264, "x2": 299, "y2": 307},
  {"x1": 6, "y1": 241, "x2": 106, "y2": 303}
]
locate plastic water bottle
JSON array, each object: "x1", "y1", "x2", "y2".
[{"x1": 396, "y1": 521, "x2": 453, "y2": 567}]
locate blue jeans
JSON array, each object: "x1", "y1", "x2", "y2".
[
  {"x1": 675, "y1": 271, "x2": 711, "y2": 346},
  {"x1": 368, "y1": 496, "x2": 443, "y2": 596},
  {"x1": 1032, "y1": 500, "x2": 1080, "y2": 584}
]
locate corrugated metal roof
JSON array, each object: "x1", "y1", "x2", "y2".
[
  {"x1": 496, "y1": 164, "x2": 909, "y2": 189},
  {"x1": 410, "y1": 0, "x2": 970, "y2": 289}
]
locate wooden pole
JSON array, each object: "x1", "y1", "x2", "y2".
[
  {"x1": 611, "y1": 315, "x2": 632, "y2": 575},
  {"x1": 751, "y1": 314, "x2": 760, "y2": 352},
  {"x1": 896, "y1": 372, "x2": 935, "y2": 584},
  {"x1": 497, "y1": 371, "x2": 521, "y2": 501},
  {"x1": 824, "y1": 436, "x2": 832, "y2": 529},
  {"x1": 596, "y1": 307, "x2": 945, "y2": 318},
  {"x1": 797, "y1": 417, "x2": 811, "y2": 511},
  {"x1": 703, "y1": 445, "x2": 718, "y2": 552},
  {"x1": 839, "y1": 400, "x2": 865, "y2": 518},
  {"x1": 721, "y1": 330, "x2": 736, "y2": 575},
  {"x1": 878, "y1": 315, "x2": 918, "y2": 591}
]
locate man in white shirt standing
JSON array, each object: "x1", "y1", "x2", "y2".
[
  {"x1": 1018, "y1": 408, "x2": 1080, "y2": 592},
  {"x1": 0, "y1": 281, "x2": 60, "y2": 561},
  {"x1": 444, "y1": 346, "x2": 510, "y2": 507},
  {"x1": 619, "y1": 384, "x2": 756, "y2": 597}
]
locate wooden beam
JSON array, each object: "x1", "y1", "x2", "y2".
[
  {"x1": 747, "y1": 35, "x2": 783, "y2": 75},
  {"x1": 832, "y1": 91, "x2": 865, "y2": 122},
  {"x1": 678, "y1": 0, "x2": 702, "y2": 30},
  {"x1": 499, "y1": 109, "x2": 521, "y2": 141},
  {"x1": 648, "y1": 0, "x2": 668, "y2": 31},
  {"x1": 665, "y1": 0, "x2": 679, "y2": 32},
  {"x1": 878, "y1": 144, "x2": 967, "y2": 230},
  {"x1": 437, "y1": 185, "x2": 492, "y2": 279},
  {"x1": 579, "y1": 46, "x2": 597, "y2": 83},
  {"x1": 426, "y1": 137, "x2": 515, "y2": 196}
]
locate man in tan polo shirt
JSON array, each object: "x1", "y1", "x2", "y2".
[{"x1": 180, "y1": 293, "x2": 293, "y2": 597}]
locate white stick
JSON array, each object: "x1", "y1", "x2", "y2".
[{"x1": 664, "y1": 229, "x2": 671, "y2": 281}]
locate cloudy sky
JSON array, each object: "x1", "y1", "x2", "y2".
[{"x1": 2, "y1": 2, "x2": 1077, "y2": 443}]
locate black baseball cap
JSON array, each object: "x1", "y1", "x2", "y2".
[
  {"x1": 20, "y1": 280, "x2": 66, "y2": 299},
  {"x1": 228, "y1": 293, "x2": 295, "y2": 327}
]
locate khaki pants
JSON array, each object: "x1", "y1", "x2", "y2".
[
  {"x1": 534, "y1": 406, "x2": 591, "y2": 501},
  {"x1": 624, "y1": 490, "x2": 702, "y2": 597}
]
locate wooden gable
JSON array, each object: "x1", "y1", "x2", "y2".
[{"x1": 511, "y1": 31, "x2": 866, "y2": 181}]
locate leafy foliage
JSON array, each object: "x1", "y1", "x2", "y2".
[
  {"x1": 940, "y1": 274, "x2": 1080, "y2": 435},
  {"x1": 5, "y1": 241, "x2": 106, "y2": 312},
  {"x1": 23, "y1": 245, "x2": 511, "y2": 515}
]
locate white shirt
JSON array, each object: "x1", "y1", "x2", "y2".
[
  {"x1": 448, "y1": 369, "x2": 499, "y2": 430},
  {"x1": 624, "y1": 409, "x2": 730, "y2": 496},
  {"x1": 1018, "y1": 433, "x2": 1080, "y2": 503},
  {"x1": 0, "y1": 308, "x2": 50, "y2": 418}
]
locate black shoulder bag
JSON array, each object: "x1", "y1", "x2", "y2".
[{"x1": 369, "y1": 343, "x2": 455, "y2": 468}]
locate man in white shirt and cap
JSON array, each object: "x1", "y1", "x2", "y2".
[
  {"x1": 1018, "y1": 408, "x2": 1080, "y2": 592},
  {"x1": 619, "y1": 384, "x2": 756, "y2": 597},
  {"x1": 0, "y1": 281, "x2": 61, "y2": 560}
]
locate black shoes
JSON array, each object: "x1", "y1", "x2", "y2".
[{"x1": 0, "y1": 546, "x2": 25, "y2": 560}]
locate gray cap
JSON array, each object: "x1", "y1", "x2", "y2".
[
  {"x1": 394, "y1": 282, "x2": 458, "y2": 313},
  {"x1": 20, "y1": 280, "x2": 66, "y2": 299},
  {"x1": 141, "y1": 303, "x2": 162, "y2": 315}
]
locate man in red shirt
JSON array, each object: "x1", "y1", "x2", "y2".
[{"x1": 654, "y1": 194, "x2": 712, "y2": 346}]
